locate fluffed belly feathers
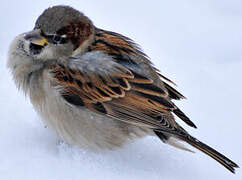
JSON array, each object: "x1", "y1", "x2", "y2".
[{"x1": 29, "y1": 71, "x2": 150, "y2": 150}]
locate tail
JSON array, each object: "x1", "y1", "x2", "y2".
[
  {"x1": 180, "y1": 135, "x2": 239, "y2": 173},
  {"x1": 155, "y1": 131, "x2": 239, "y2": 173}
]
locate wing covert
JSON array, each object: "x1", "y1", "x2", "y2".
[{"x1": 48, "y1": 50, "x2": 196, "y2": 131}]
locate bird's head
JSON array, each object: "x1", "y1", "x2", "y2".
[
  {"x1": 25, "y1": 5, "x2": 95, "y2": 60},
  {"x1": 8, "y1": 5, "x2": 95, "y2": 90}
]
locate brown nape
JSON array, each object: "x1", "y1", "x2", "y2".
[
  {"x1": 57, "y1": 21, "x2": 94, "y2": 50},
  {"x1": 90, "y1": 29, "x2": 137, "y2": 56}
]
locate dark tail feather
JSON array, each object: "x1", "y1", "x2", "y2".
[
  {"x1": 181, "y1": 135, "x2": 239, "y2": 173},
  {"x1": 173, "y1": 108, "x2": 197, "y2": 128}
]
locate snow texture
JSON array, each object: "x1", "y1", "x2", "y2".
[{"x1": 0, "y1": 0, "x2": 241, "y2": 179}]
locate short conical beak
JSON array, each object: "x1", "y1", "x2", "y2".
[{"x1": 24, "y1": 29, "x2": 49, "y2": 46}]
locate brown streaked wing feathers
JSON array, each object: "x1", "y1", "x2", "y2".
[
  {"x1": 48, "y1": 28, "x2": 238, "y2": 173},
  {"x1": 50, "y1": 28, "x2": 196, "y2": 129},
  {"x1": 50, "y1": 58, "x2": 175, "y2": 120}
]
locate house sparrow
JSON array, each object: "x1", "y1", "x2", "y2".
[{"x1": 8, "y1": 5, "x2": 238, "y2": 173}]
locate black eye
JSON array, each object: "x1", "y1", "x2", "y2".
[
  {"x1": 53, "y1": 35, "x2": 61, "y2": 43},
  {"x1": 46, "y1": 34, "x2": 67, "y2": 44}
]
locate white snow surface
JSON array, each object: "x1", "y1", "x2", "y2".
[{"x1": 0, "y1": 0, "x2": 242, "y2": 179}]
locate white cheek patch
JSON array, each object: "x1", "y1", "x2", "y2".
[
  {"x1": 35, "y1": 44, "x2": 73, "y2": 60},
  {"x1": 36, "y1": 46, "x2": 55, "y2": 59}
]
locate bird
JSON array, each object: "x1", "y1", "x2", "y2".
[{"x1": 7, "y1": 5, "x2": 238, "y2": 173}]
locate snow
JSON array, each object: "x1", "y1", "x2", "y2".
[{"x1": 0, "y1": 0, "x2": 241, "y2": 179}]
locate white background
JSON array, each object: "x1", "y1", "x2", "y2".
[{"x1": 0, "y1": 0, "x2": 241, "y2": 179}]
